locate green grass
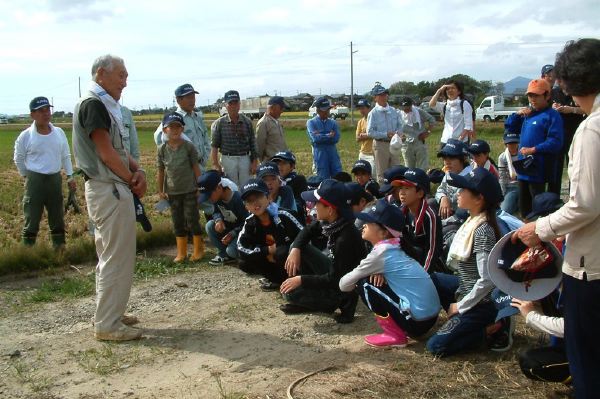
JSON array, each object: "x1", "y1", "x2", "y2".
[{"x1": 27, "y1": 275, "x2": 95, "y2": 303}]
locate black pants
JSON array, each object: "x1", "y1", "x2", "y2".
[
  {"x1": 518, "y1": 181, "x2": 546, "y2": 218},
  {"x1": 519, "y1": 346, "x2": 570, "y2": 384},
  {"x1": 358, "y1": 278, "x2": 437, "y2": 338},
  {"x1": 238, "y1": 257, "x2": 287, "y2": 285}
]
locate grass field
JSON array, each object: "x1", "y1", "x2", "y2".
[{"x1": 0, "y1": 120, "x2": 506, "y2": 274}]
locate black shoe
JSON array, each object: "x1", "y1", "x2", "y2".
[
  {"x1": 335, "y1": 293, "x2": 358, "y2": 324},
  {"x1": 334, "y1": 313, "x2": 354, "y2": 324},
  {"x1": 259, "y1": 280, "x2": 280, "y2": 291},
  {"x1": 279, "y1": 303, "x2": 310, "y2": 315},
  {"x1": 489, "y1": 316, "x2": 514, "y2": 352}
]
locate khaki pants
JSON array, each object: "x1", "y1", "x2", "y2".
[
  {"x1": 373, "y1": 140, "x2": 401, "y2": 184},
  {"x1": 401, "y1": 140, "x2": 429, "y2": 170},
  {"x1": 221, "y1": 154, "x2": 251, "y2": 188},
  {"x1": 85, "y1": 180, "x2": 136, "y2": 334}
]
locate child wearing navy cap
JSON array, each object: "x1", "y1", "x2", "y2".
[
  {"x1": 257, "y1": 161, "x2": 298, "y2": 214},
  {"x1": 351, "y1": 159, "x2": 381, "y2": 198},
  {"x1": 467, "y1": 139, "x2": 499, "y2": 178},
  {"x1": 434, "y1": 139, "x2": 473, "y2": 220},
  {"x1": 157, "y1": 112, "x2": 203, "y2": 263},
  {"x1": 271, "y1": 151, "x2": 308, "y2": 223},
  {"x1": 236, "y1": 178, "x2": 304, "y2": 291},
  {"x1": 427, "y1": 167, "x2": 503, "y2": 357},
  {"x1": 498, "y1": 131, "x2": 521, "y2": 215},
  {"x1": 395, "y1": 168, "x2": 445, "y2": 273},
  {"x1": 340, "y1": 199, "x2": 441, "y2": 347},
  {"x1": 281, "y1": 179, "x2": 368, "y2": 323}
]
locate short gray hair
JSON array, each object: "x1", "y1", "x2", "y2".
[{"x1": 91, "y1": 54, "x2": 124, "y2": 79}]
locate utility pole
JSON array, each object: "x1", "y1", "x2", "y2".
[
  {"x1": 78, "y1": 76, "x2": 81, "y2": 97},
  {"x1": 350, "y1": 41, "x2": 358, "y2": 124}
]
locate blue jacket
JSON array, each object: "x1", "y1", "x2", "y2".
[
  {"x1": 505, "y1": 107, "x2": 564, "y2": 183},
  {"x1": 306, "y1": 116, "x2": 340, "y2": 146}
]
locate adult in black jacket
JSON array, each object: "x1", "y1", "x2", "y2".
[{"x1": 282, "y1": 179, "x2": 368, "y2": 323}]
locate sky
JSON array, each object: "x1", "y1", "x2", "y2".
[{"x1": 1, "y1": 0, "x2": 599, "y2": 114}]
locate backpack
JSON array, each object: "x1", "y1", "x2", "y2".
[{"x1": 442, "y1": 99, "x2": 476, "y2": 122}]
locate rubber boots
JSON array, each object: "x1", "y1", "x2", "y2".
[
  {"x1": 190, "y1": 235, "x2": 205, "y2": 262},
  {"x1": 174, "y1": 237, "x2": 188, "y2": 263},
  {"x1": 364, "y1": 314, "x2": 408, "y2": 348}
]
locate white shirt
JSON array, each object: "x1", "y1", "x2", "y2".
[
  {"x1": 14, "y1": 122, "x2": 74, "y2": 176},
  {"x1": 434, "y1": 99, "x2": 473, "y2": 144}
]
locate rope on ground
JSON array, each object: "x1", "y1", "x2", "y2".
[{"x1": 287, "y1": 365, "x2": 335, "y2": 399}]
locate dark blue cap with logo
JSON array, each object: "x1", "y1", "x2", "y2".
[
  {"x1": 400, "y1": 97, "x2": 413, "y2": 107},
  {"x1": 224, "y1": 90, "x2": 240, "y2": 103},
  {"x1": 491, "y1": 288, "x2": 520, "y2": 322},
  {"x1": 346, "y1": 182, "x2": 374, "y2": 205},
  {"x1": 197, "y1": 170, "x2": 222, "y2": 203},
  {"x1": 257, "y1": 161, "x2": 280, "y2": 178},
  {"x1": 133, "y1": 194, "x2": 152, "y2": 232},
  {"x1": 271, "y1": 151, "x2": 296, "y2": 164},
  {"x1": 467, "y1": 140, "x2": 491, "y2": 155},
  {"x1": 380, "y1": 165, "x2": 408, "y2": 194},
  {"x1": 301, "y1": 179, "x2": 352, "y2": 209},
  {"x1": 437, "y1": 139, "x2": 469, "y2": 158},
  {"x1": 351, "y1": 159, "x2": 372, "y2": 175},
  {"x1": 306, "y1": 175, "x2": 323, "y2": 190},
  {"x1": 398, "y1": 168, "x2": 430, "y2": 194},
  {"x1": 526, "y1": 192, "x2": 563, "y2": 221},
  {"x1": 512, "y1": 155, "x2": 538, "y2": 176},
  {"x1": 268, "y1": 96, "x2": 285, "y2": 107},
  {"x1": 371, "y1": 84, "x2": 389, "y2": 96},
  {"x1": 162, "y1": 112, "x2": 185, "y2": 127},
  {"x1": 241, "y1": 178, "x2": 269, "y2": 200},
  {"x1": 447, "y1": 167, "x2": 504, "y2": 204},
  {"x1": 503, "y1": 131, "x2": 520, "y2": 144},
  {"x1": 174, "y1": 83, "x2": 198, "y2": 97},
  {"x1": 357, "y1": 99, "x2": 371, "y2": 108},
  {"x1": 541, "y1": 64, "x2": 554, "y2": 76},
  {"x1": 356, "y1": 199, "x2": 405, "y2": 237},
  {"x1": 313, "y1": 96, "x2": 332, "y2": 111},
  {"x1": 29, "y1": 96, "x2": 53, "y2": 111}
]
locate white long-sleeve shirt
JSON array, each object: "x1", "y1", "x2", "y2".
[
  {"x1": 434, "y1": 99, "x2": 473, "y2": 144},
  {"x1": 14, "y1": 122, "x2": 73, "y2": 176},
  {"x1": 525, "y1": 311, "x2": 564, "y2": 338}
]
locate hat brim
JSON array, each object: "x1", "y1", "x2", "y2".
[
  {"x1": 355, "y1": 211, "x2": 378, "y2": 224},
  {"x1": 379, "y1": 183, "x2": 394, "y2": 194},
  {"x1": 271, "y1": 156, "x2": 294, "y2": 164},
  {"x1": 525, "y1": 205, "x2": 562, "y2": 221},
  {"x1": 351, "y1": 166, "x2": 370, "y2": 174},
  {"x1": 487, "y1": 232, "x2": 562, "y2": 301},
  {"x1": 301, "y1": 189, "x2": 318, "y2": 203},
  {"x1": 241, "y1": 189, "x2": 268, "y2": 201},
  {"x1": 198, "y1": 192, "x2": 211, "y2": 204},
  {"x1": 495, "y1": 303, "x2": 520, "y2": 322},
  {"x1": 446, "y1": 173, "x2": 474, "y2": 191},
  {"x1": 317, "y1": 106, "x2": 332, "y2": 111},
  {"x1": 177, "y1": 90, "x2": 199, "y2": 97},
  {"x1": 391, "y1": 179, "x2": 417, "y2": 188}
]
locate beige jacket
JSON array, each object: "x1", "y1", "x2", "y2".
[
  {"x1": 536, "y1": 99, "x2": 600, "y2": 280},
  {"x1": 256, "y1": 113, "x2": 286, "y2": 161}
]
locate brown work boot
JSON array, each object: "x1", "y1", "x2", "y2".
[
  {"x1": 189, "y1": 235, "x2": 205, "y2": 262},
  {"x1": 95, "y1": 324, "x2": 142, "y2": 341}
]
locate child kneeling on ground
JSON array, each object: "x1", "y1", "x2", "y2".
[
  {"x1": 237, "y1": 178, "x2": 304, "y2": 291},
  {"x1": 339, "y1": 199, "x2": 441, "y2": 347},
  {"x1": 281, "y1": 179, "x2": 368, "y2": 323},
  {"x1": 157, "y1": 112, "x2": 203, "y2": 263}
]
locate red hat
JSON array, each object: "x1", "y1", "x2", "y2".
[{"x1": 526, "y1": 79, "x2": 551, "y2": 95}]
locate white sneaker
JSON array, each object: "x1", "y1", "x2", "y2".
[{"x1": 95, "y1": 324, "x2": 142, "y2": 341}]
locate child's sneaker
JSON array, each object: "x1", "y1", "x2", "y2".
[
  {"x1": 209, "y1": 255, "x2": 236, "y2": 266},
  {"x1": 489, "y1": 316, "x2": 515, "y2": 352}
]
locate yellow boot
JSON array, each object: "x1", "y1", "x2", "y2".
[
  {"x1": 174, "y1": 237, "x2": 188, "y2": 263},
  {"x1": 190, "y1": 235, "x2": 205, "y2": 262}
]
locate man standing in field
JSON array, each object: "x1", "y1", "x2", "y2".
[
  {"x1": 13, "y1": 96, "x2": 76, "y2": 247},
  {"x1": 72, "y1": 54, "x2": 147, "y2": 341},
  {"x1": 306, "y1": 97, "x2": 342, "y2": 179},
  {"x1": 121, "y1": 106, "x2": 140, "y2": 162},
  {"x1": 355, "y1": 99, "x2": 376, "y2": 177},
  {"x1": 154, "y1": 84, "x2": 211, "y2": 172},
  {"x1": 256, "y1": 96, "x2": 287, "y2": 162},
  {"x1": 211, "y1": 90, "x2": 258, "y2": 187}
]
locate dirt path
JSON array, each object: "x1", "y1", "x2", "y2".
[{"x1": 0, "y1": 251, "x2": 571, "y2": 399}]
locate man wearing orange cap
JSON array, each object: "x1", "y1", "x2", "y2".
[{"x1": 505, "y1": 79, "x2": 563, "y2": 218}]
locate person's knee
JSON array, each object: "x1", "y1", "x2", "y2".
[
  {"x1": 426, "y1": 334, "x2": 447, "y2": 356},
  {"x1": 205, "y1": 219, "x2": 215, "y2": 235},
  {"x1": 226, "y1": 244, "x2": 238, "y2": 259}
]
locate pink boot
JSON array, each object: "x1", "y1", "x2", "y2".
[{"x1": 364, "y1": 314, "x2": 408, "y2": 348}]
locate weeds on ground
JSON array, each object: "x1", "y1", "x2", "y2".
[
  {"x1": 26, "y1": 275, "x2": 95, "y2": 303},
  {"x1": 72, "y1": 344, "x2": 142, "y2": 376},
  {"x1": 10, "y1": 359, "x2": 52, "y2": 393},
  {"x1": 212, "y1": 372, "x2": 249, "y2": 399}
]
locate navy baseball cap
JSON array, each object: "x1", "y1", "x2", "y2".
[
  {"x1": 357, "y1": 99, "x2": 371, "y2": 108},
  {"x1": 541, "y1": 64, "x2": 554, "y2": 76},
  {"x1": 503, "y1": 131, "x2": 520, "y2": 144},
  {"x1": 133, "y1": 194, "x2": 152, "y2": 232},
  {"x1": 512, "y1": 155, "x2": 538, "y2": 176},
  {"x1": 224, "y1": 90, "x2": 240, "y2": 103},
  {"x1": 271, "y1": 151, "x2": 296, "y2": 164},
  {"x1": 347, "y1": 182, "x2": 374, "y2": 205},
  {"x1": 162, "y1": 112, "x2": 185, "y2": 127},
  {"x1": 268, "y1": 96, "x2": 285, "y2": 107},
  {"x1": 427, "y1": 168, "x2": 446, "y2": 184},
  {"x1": 447, "y1": 167, "x2": 504, "y2": 204},
  {"x1": 370, "y1": 84, "x2": 389, "y2": 96},
  {"x1": 240, "y1": 178, "x2": 269, "y2": 200},
  {"x1": 380, "y1": 165, "x2": 409, "y2": 194},
  {"x1": 174, "y1": 83, "x2": 198, "y2": 97},
  {"x1": 356, "y1": 199, "x2": 405, "y2": 237},
  {"x1": 29, "y1": 96, "x2": 53, "y2": 111},
  {"x1": 400, "y1": 97, "x2": 413, "y2": 107},
  {"x1": 257, "y1": 161, "x2": 280, "y2": 179},
  {"x1": 306, "y1": 175, "x2": 323, "y2": 190},
  {"x1": 313, "y1": 96, "x2": 332, "y2": 111},
  {"x1": 394, "y1": 168, "x2": 430, "y2": 194},
  {"x1": 467, "y1": 140, "x2": 491, "y2": 155},
  {"x1": 351, "y1": 159, "x2": 372, "y2": 175},
  {"x1": 197, "y1": 170, "x2": 222, "y2": 203},
  {"x1": 437, "y1": 139, "x2": 469, "y2": 158},
  {"x1": 333, "y1": 171, "x2": 352, "y2": 183},
  {"x1": 491, "y1": 288, "x2": 520, "y2": 322},
  {"x1": 526, "y1": 192, "x2": 563, "y2": 221},
  {"x1": 301, "y1": 179, "x2": 352, "y2": 209}
]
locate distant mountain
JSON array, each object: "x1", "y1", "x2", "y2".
[{"x1": 503, "y1": 76, "x2": 532, "y2": 95}]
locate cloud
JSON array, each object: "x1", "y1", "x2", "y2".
[{"x1": 47, "y1": 0, "x2": 117, "y2": 21}]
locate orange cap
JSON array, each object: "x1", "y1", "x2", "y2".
[{"x1": 526, "y1": 79, "x2": 551, "y2": 95}]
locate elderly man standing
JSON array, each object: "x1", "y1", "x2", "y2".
[
  {"x1": 256, "y1": 96, "x2": 287, "y2": 162},
  {"x1": 14, "y1": 96, "x2": 76, "y2": 247},
  {"x1": 211, "y1": 90, "x2": 258, "y2": 187},
  {"x1": 154, "y1": 84, "x2": 211, "y2": 171},
  {"x1": 513, "y1": 39, "x2": 600, "y2": 399},
  {"x1": 121, "y1": 106, "x2": 140, "y2": 162},
  {"x1": 398, "y1": 97, "x2": 435, "y2": 170},
  {"x1": 367, "y1": 83, "x2": 404, "y2": 184},
  {"x1": 72, "y1": 54, "x2": 147, "y2": 341}
]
